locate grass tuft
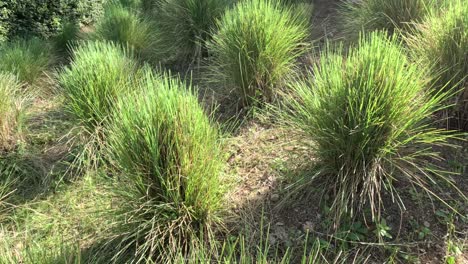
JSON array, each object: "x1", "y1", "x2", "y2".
[
  {"x1": 208, "y1": 0, "x2": 309, "y2": 108},
  {"x1": 58, "y1": 41, "x2": 137, "y2": 133},
  {"x1": 0, "y1": 38, "x2": 53, "y2": 84},
  {"x1": 406, "y1": 0, "x2": 468, "y2": 129},
  {"x1": 94, "y1": 4, "x2": 161, "y2": 62},
  {"x1": 339, "y1": 0, "x2": 437, "y2": 38},
  {"x1": 0, "y1": 73, "x2": 27, "y2": 153},
  {"x1": 277, "y1": 31, "x2": 463, "y2": 225},
  {"x1": 103, "y1": 70, "x2": 225, "y2": 262},
  {"x1": 53, "y1": 21, "x2": 81, "y2": 54},
  {"x1": 155, "y1": 0, "x2": 231, "y2": 63}
]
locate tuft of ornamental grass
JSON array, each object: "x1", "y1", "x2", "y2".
[
  {"x1": 340, "y1": 0, "x2": 437, "y2": 38},
  {"x1": 58, "y1": 41, "x2": 138, "y2": 133},
  {"x1": 155, "y1": 0, "x2": 231, "y2": 62},
  {"x1": 0, "y1": 38, "x2": 53, "y2": 84},
  {"x1": 208, "y1": 0, "x2": 309, "y2": 108},
  {"x1": 277, "y1": 31, "x2": 464, "y2": 225},
  {"x1": 94, "y1": 4, "x2": 161, "y2": 62},
  {"x1": 406, "y1": 0, "x2": 468, "y2": 129},
  {"x1": 104, "y1": 70, "x2": 225, "y2": 263},
  {"x1": 110, "y1": 0, "x2": 143, "y2": 9},
  {"x1": 53, "y1": 21, "x2": 80, "y2": 54},
  {"x1": 0, "y1": 73, "x2": 27, "y2": 153}
]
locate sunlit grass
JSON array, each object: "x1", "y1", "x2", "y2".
[
  {"x1": 208, "y1": 0, "x2": 309, "y2": 107},
  {"x1": 155, "y1": 0, "x2": 231, "y2": 62},
  {"x1": 0, "y1": 38, "x2": 53, "y2": 84},
  {"x1": 406, "y1": 0, "x2": 468, "y2": 129},
  {"x1": 276, "y1": 31, "x2": 463, "y2": 225},
  {"x1": 58, "y1": 41, "x2": 137, "y2": 133},
  {"x1": 103, "y1": 70, "x2": 226, "y2": 262},
  {"x1": 95, "y1": 4, "x2": 161, "y2": 62},
  {"x1": 0, "y1": 73, "x2": 27, "y2": 153},
  {"x1": 340, "y1": 0, "x2": 437, "y2": 38}
]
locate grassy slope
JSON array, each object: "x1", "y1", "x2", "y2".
[{"x1": 1, "y1": 2, "x2": 467, "y2": 264}]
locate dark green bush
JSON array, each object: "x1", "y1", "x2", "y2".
[
  {"x1": 0, "y1": 1, "x2": 12, "y2": 42},
  {"x1": 0, "y1": 0, "x2": 105, "y2": 40}
]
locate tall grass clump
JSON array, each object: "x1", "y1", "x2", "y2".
[
  {"x1": 278, "y1": 31, "x2": 462, "y2": 225},
  {"x1": 94, "y1": 4, "x2": 161, "y2": 62},
  {"x1": 0, "y1": 73, "x2": 26, "y2": 153},
  {"x1": 209, "y1": 0, "x2": 309, "y2": 108},
  {"x1": 109, "y1": 0, "x2": 143, "y2": 9},
  {"x1": 156, "y1": 0, "x2": 231, "y2": 62},
  {"x1": 59, "y1": 41, "x2": 137, "y2": 133},
  {"x1": 104, "y1": 70, "x2": 225, "y2": 262},
  {"x1": 0, "y1": 38, "x2": 53, "y2": 84},
  {"x1": 340, "y1": 0, "x2": 437, "y2": 38},
  {"x1": 406, "y1": 0, "x2": 468, "y2": 129},
  {"x1": 53, "y1": 21, "x2": 80, "y2": 54}
]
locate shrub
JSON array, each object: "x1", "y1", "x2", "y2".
[
  {"x1": 0, "y1": 73, "x2": 26, "y2": 153},
  {"x1": 59, "y1": 41, "x2": 138, "y2": 133},
  {"x1": 94, "y1": 4, "x2": 161, "y2": 62},
  {"x1": 208, "y1": 0, "x2": 309, "y2": 107},
  {"x1": 0, "y1": 38, "x2": 54, "y2": 84},
  {"x1": 340, "y1": 0, "x2": 437, "y2": 37},
  {"x1": 406, "y1": 0, "x2": 468, "y2": 129},
  {"x1": 156, "y1": 0, "x2": 231, "y2": 62},
  {"x1": 278, "y1": 32, "x2": 460, "y2": 224},
  {"x1": 105, "y1": 70, "x2": 225, "y2": 262},
  {"x1": 1, "y1": 0, "x2": 105, "y2": 40},
  {"x1": 0, "y1": 3, "x2": 12, "y2": 42}
]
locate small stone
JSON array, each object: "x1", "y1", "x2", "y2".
[
  {"x1": 271, "y1": 193, "x2": 280, "y2": 202},
  {"x1": 269, "y1": 236, "x2": 277, "y2": 245},
  {"x1": 284, "y1": 146, "x2": 296, "y2": 151},
  {"x1": 302, "y1": 221, "x2": 314, "y2": 232},
  {"x1": 423, "y1": 221, "x2": 430, "y2": 228},
  {"x1": 276, "y1": 222, "x2": 284, "y2": 226}
]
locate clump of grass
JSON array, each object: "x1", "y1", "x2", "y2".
[
  {"x1": 53, "y1": 21, "x2": 80, "y2": 54},
  {"x1": 0, "y1": 172, "x2": 16, "y2": 220},
  {"x1": 0, "y1": 73, "x2": 27, "y2": 153},
  {"x1": 208, "y1": 0, "x2": 309, "y2": 107},
  {"x1": 58, "y1": 41, "x2": 137, "y2": 133},
  {"x1": 406, "y1": 0, "x2": 468, "y2": 129},
  {"x1": 94, "y1": 4, "x2": 161, "y2": 62},
  {"x1": 277, "y1": 31, "x2": 462, "y2": 225},
  {"x1": 0, "y1": 38, "x2": 53, "y2": 84},
  {"x1": 340, "y1": 0, "x2": 436, "y2": 37},
  {"x1": 156, "y1": 0, "x2": 231, "y2": 62},
  {"x1": 104, "y1": 70, "x2": 225, "y2": 262},
  {"x1": 110, "y1": 0, "x2": 143, "y2": 9}
]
